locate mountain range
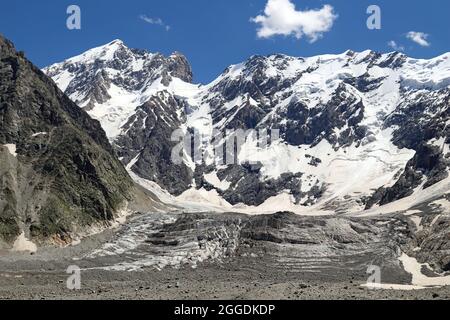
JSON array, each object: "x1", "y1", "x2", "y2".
[{"x1": 44, "y1": 39, "x2": 450, "y2": 216}]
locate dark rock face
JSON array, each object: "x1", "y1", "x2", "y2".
[
  {"x1": 220, "y1": 166, "x2": 302, "y2": 206},
  {"x1": 419, "y1": 216, "x2": 450, "y2": 272},
  {"x1": 166, "y1": 52, "x2": 193, "y2": 83},
  {"x1": 196, "y1": 165, "x2": 323, "y2": 206},
  {"x1": 376, "y1": 52, "x2": 407, "y2": 69},
  {"x1": 268, "y1": 85, "x2": 367, "y2": 148},
  {"x1": 0, "y1": 35, "x2": 133, "y2": 245},
  {"x1": 406, "y1": 199, "x2": 450, "y2": 273},
  {"x1": 115, "y1": 91, "x2": 193, "y2": 195},
  {"x1": 343, "y1": 73, "x2": 385, "y2": 93},
  {"x1": 223, "y1": 102, "x2": 267, "y2": 130}
]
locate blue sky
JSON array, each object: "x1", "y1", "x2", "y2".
[{"x1": 0, "y1": 0, "x2": 448, "y2": 83}]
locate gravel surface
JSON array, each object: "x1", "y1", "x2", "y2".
[{"x1": 0, "y1": 212, "x2": 449, "y2": 300}]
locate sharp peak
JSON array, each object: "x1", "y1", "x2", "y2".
[
  {"x1": 97, "y1": 40, "x2": 189, "y2": 60},
  {"x1": 71, "y1": 39, "x2": 128, "y2": 55},
  {"x1": 0, "y1": 33, "x2": 15, "y2": 50},
  {"x1": 107, "y1": 39, "x2": 124, "y2": 45},
  {"x1": 170, "y1": 51, "x2": 187, "y2": 58},
  {"x1": 99, "y1": 38, "x2": 127, "y2": 49},
  {"x1": 57, "y1": 39, "x2": 133, "y2": 64}
]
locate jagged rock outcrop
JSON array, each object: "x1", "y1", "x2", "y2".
[{"x1": 116, "y1": 91, "x2": 193, "y2": 195}]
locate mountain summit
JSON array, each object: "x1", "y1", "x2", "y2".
[{"x1": 44, "y1": 40, "x2": 193, "y2": 138}]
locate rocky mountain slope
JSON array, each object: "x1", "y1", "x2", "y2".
[
  {"x1": 44, "y1": 40, "x2": 450, "y2": 216},
  {"x1": 0, "y1": 35, "x2": 161, "y2": 249}
]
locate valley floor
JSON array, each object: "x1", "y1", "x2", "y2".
[
  {"x1": 0, "y1": 211, "x2": 449, "y2": 300},
  {"x1": 0, "y1": 260, "x2": 449, "y2": 300}
]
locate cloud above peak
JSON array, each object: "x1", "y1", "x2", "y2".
[
  {"x1": 406, "y1": 31, "x2": 430, "y2": 47},
  {"x1": 388, "y1": 40, "x2": 405, "y2": 52},
  {"x1": 251, "y1": 0, "x2": 337, "y2": 42},
  {"x1": 139, "y1": 14, "x2": 170, "y2": 31}
]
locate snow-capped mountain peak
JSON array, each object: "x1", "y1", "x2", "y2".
[
  {"x1": 44, "y1": 39, "x2": 194, "y2": 138},
  {"x1": 70, "y1": 39, "x2": 128, "y2": 63}
]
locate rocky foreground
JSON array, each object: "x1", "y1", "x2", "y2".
[{"x1": 0, "y1": 211, "x2": 449, "y2": 300}]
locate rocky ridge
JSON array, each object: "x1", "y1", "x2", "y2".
[{"x1": 0, "y1": 35, "x2": 161, "y2": 248}]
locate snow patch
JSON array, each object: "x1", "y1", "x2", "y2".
[
  {"x1": 362, "y1": 283, "x2": 427, "y2": 290},
  {"x1": 31, "y1": 132, "x2": 48, "y2": 137},
  {"x1": 430, "y1": 198, "x2": 450, "y2": 212},
  {"x1": 362, "y1": 253, "x2": 450, "y2": 290},
  {"x1": 3, "y1": 144, "x2": 17, "y2": 157},
  {"x1": 204, "y1": 172, "x2": 231, "y2": 191},
  {"x1": 399, "y1": 253, "x2": 450, "y2": 287},
  {"x1": 177, "y1": 188, "x2": 233, "y2": 209},
  {"x1": 409, "y1": 216, "x2": 423, "y2": 232},
  {"x1": 12, "y1": 232, "x2": 37, "y2": 253}
]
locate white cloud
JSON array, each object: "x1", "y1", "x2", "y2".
[
  {"x1": 406, "y1": 31, "x2": 430, "y2": 47},
  {"x1": 139, "y1": 14, "x2": 170, "y2": 31},
  {"x1": 387, "y1": 40, "x2": 405, "y2": 52},
  {"x1": 251, "y1": 0, "x2": 337, "y2": 42}
]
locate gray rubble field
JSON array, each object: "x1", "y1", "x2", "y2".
[{"x1": 0, "y1": 211, "x2": 449, "y2": 300}]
